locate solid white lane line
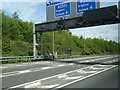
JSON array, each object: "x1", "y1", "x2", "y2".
[
  {"x1": 103, "y1": 59, "x2": 118, "y2": 64},
  {"x1": 80, "y1": 56, "x2": 115, "y2": 63},
  {"x1": 60, "y1": 55, "x2": 116, "y2": 61}
]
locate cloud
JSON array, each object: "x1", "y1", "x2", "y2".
[
  {"x1": 100, "y1": 0, "x2": 119, "y2": 2},
  {"x1": 2, "y1": 2, "x2": 46, "y2": 23},
  {"x1": 70, "y1": 24, "x2": 119, "y2": 42}
]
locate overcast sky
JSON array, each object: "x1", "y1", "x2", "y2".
[{"x1": 1, "y1": 0, "x2": 119, "y2": 42}]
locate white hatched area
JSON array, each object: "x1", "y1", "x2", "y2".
[
  {"x1": 8, "y1": 64, "x2": 117, "y2": 89},
  {"x1": 23, "y1": 64, "x2": 117, "y2": 89}
]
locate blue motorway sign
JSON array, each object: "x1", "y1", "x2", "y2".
[
  {"x1": 55, "y1": 2, "x2": 70, "y2": 17},
  {"x1": 46, "y1": 0, "x2": 70, "y2": 7},
  {"x1": 77, "y1": 0, "x2": 96, "y2": 13}
]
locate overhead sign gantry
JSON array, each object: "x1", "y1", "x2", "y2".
[
  {"x1": 34, "y1": 0, "x2": 120, "y2": 59},
  {"x1": 36, "y1": 5, "x2": 119, "y2": 32}
]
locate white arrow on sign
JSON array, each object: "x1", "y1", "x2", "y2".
[
  {"x1": 58, "y1": 6, "x2": 60, "y2": 8},
  {"x1": 66, "y1": 11, "x2": 68, "y2": 14},
  {"x1": 90, "y1": 6, "x2": 93, "y2": 9}
]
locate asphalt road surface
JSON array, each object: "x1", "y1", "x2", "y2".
[{"x1": 1, "y1": 55, "x2": 119, "y2": 90}]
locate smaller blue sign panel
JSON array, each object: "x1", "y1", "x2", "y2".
[
  {"x1": 77, "y1": 0, "x2": 96, "y2": 13},
  {"x1": 46, "y1": 0, "x2": 69, "y2": 7},
  {"x1": 55, "y1": 2, "x2": 70, "y2": 17}
]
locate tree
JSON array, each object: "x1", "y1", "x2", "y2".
[{"x1": 12, "y1": 12, "x2": 19, "y2": 19}]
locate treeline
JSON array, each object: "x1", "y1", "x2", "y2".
[
  {"x1": 1, "y1": 12, "x2": 120, "y2": 57},
  {"x1": 42, "y1": 31, "x2": 119, "y2": 56},
  {"x1": 2, "y1": 12, "x2": 33, "y2": 56}
]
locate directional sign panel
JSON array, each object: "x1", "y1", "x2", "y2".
[
  {"x1": 77, "y1": 0, "x2": 96, "y2": 13},
  {"x1": 46, "y1": 0, "x2": 100, "y2": 22},
  {"x1": 55, "y1": 2, "x2": 70, "y2": 17},
  {"x1": 46, "y1": 0, "x2": 70, "y2": 7},
  {"x1": 46, "y1": 1, "x2": 60, "y2": 7}
]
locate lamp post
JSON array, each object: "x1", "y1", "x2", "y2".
[
  {"x1": 33, "y1": 24, "x2": 37, "y2": 58},
  {"x1": 52, "y1": 31, "x2": 54, "y2": 60}
]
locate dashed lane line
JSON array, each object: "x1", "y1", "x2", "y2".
[
  {"x1": 1, "y1": 56, "x2": 118, "y2": 78},
  {"x1": 1, "y1": 61, "x2": 52, "y2": 69},
  {"x1": 1, "y1": 63, "x2": 74, "y2": 78},
  {"x1": 1, "y1": 55, "x2": 117, "y2": 69},
  {"x1": 6, "y1": 64, "x2": 117, "y2": 89}
]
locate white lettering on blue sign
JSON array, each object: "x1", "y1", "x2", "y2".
[
  {"x1": 77, "y1": 0, "x2": 96, "y2": 13},
  {"x1": 55, "y1": 2, "x2": 70, "y2": 17},
  {"x1": 46, "y1": 0, "x2": 70, "y2": 7}
]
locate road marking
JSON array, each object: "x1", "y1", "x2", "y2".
[
  {"x1": 18, "y1": 70, "x2": 31, "y2": 74},
  {"x1": 2, "y1": 70, "x2": 31, "y2": 77},
  {"x1": 1, "y1": 73, "x2": 17, "y2": 77},
  {"x1": 1, "y1": 61, "x2": 52, "y2": 69},
  {"x1": 3, "y1": 55, "x2": 119, "y2": 89},
  {"x1": 30, "y1": 68, "x2": 41, "y2": 72},
  {"x1": 68, "y1": 63, "x2": 74, "y2": 66},
  {"x1": 25, "y1": 82, "x2": 41, "y2": 88},
  {"x1": 58, "y1": 74, "x2": 68, "y2": 79},
  {"x1": 3, "y1": 71, "x2": 17, "y2": 75},
  {"x1": 80, "y1": 56, "x2": 116, "y2": 63},
  {"x1": 65, "y1": 76, "x2": 83, "y2": 80},
  {"x1": 56, "y1": 65, "x2": 117, "y2": 89},
  {"x1": 2, "y1": 55, "x2": 118, "y2": 78},
  {"x1": 41, "y1": 67, "x2": 54, "y2": 70},
  {"x1": 1, "y1": 63, "x2": 74, "y2": 77},
  {"x1": 103, "y1": 59, "x2": 118, "y2": 64},
  {"x1": 59, "y1": 55, "x2": 116, "y2": 62},
  {"x1": 40, "y1": 84, "x2": 60, "y2": 88},
  {"x1": 58, "y1": 64, "x2": 65, "y2": 67},
  {"x1": 7, "y1": 66, "x2": 94, "y2": 89},
  {"x1": 15, "y1": 65, "x2": 26, "y2": 67},
  {"x1": 1, "y1": 55, "x2": 117, "y2": 70},
  {"x1": 0, "y1": 74, "x2": 2, "y2": 77},
  {"x1": 1, "y1": 66, "x2": 7, "y2": 68},
  {"x1": 89, "y1": 66, "x2": 105, "y2": 70},
  {"x1": 7, "y1": 65, "x2": 117, "y2": 89},
  {"x1": 76, "y1": 70, "x2": 97, "y2": 74}
]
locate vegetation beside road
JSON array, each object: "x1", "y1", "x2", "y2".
[{"x1": 1, "y1": 12, "x2": 120, "y2": 59}]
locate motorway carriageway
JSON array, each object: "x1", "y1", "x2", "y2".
[{"x1": 1, "y1": 55, "x2": 119, "y2": 89}]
